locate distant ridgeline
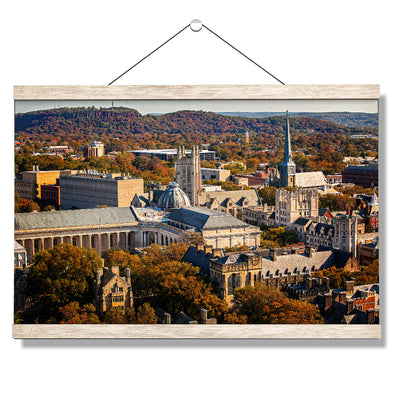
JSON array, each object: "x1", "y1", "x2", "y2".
[
  {"x1": 15, "y1": 107, "x2": 378, "y2": 145},
  {"x1": 218, "y1": 112, "x2": 378, "y2": 129}
]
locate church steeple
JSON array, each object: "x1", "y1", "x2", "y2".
[
  {"x1": 278, "y1": 110, "x2": 296, "y2": 187},
  {"x1": 283, "y1": 110, "x2": 294, "y2": 164}
]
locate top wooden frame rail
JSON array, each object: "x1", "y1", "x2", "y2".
[{"x1": 14, "y1": 85, "x2": 380, "y2": 100}]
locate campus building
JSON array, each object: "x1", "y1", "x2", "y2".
[{"x1": 59, "y1": 170, "x2": 144, "y2": 209}]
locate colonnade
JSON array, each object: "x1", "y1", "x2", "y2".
[{"x1": 16, "y1": 227, "x2": 182, "y2": 263}]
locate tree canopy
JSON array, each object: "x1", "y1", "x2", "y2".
[{"x1": 231, "y1": 283, "x2": 323, "y2": 324}]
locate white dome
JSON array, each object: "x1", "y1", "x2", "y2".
[{"x1": 157, "y1": 182, "x2": 191, "y2": 210}]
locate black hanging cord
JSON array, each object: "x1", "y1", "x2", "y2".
[
  {"x1": 108, "y1": 24, "x2": 190, "y2": 85},
  {"x1": 202, "y1": 24, "x2": 285, "y2": 85},
  {"x1": 107, "y1": 21, "x2": 285, "y2": 85}
]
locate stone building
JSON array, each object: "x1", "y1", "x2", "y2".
[
  {"x1": 60, "y1": 170, "x2": 144, "y2": 209},
  {"x1": 242, "y1": 204, "x2": 275, "y2": 226},
  {"x1": 94, "y1": 266, "x2": 133, "y2": 314},
  {"x1": 271, "y1": 111, "x2": 327, "y2": 189},
  {"x1": 15, "y1": 204, "x2": 260, "y2": 263},
  {"x1": 84, "y1": 140, "x2": 104, "y2": 157},
  {"x1": 342, "y1": 162, "x2": 378, "y2": 188},
  {"x1": 209, "y1": 252, "x2": 263, "y2": 302},
  {"x1": 175, "y1": 145, "x2": 201, "y2": 206},
  {"x1": 165, "y1": 206, "x2": 261, "y2": 249},
  {"x1": 201, "y1": 168, "x2": 231, "y2": 182},
  {"x1": 274, "y1": 188, "x2": 319, "y2": 226},
  {"x1": 358, "y1": 238, "x2": 379, "y2": 265},
  {"x1": 199, "y1": 188, "x2": 261, "y2": 219},
  {"x1": 157, "y1": 182, "x2": 191, "y2": 210},
  {"x1": 14, "y1": 206, "x2": 184, "y2": 263},
  {"x1": 15, "y1": 167, "x2": 73, "y2": 201}
]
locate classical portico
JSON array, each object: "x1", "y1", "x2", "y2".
[{"x1": 15, "y1": 207, "x2": 184, "y2": 262}]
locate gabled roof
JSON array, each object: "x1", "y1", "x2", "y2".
[
  {"x1": 172, "y1": 311, "x2": 198, "y2": 324},
  {"x1": 295, "y1": 171, "x2": 326, "y2": 188},
  {"x1": 262, "y1": 250, "x2": 336, "y2": 276},
  {"x1": 292, "y1": 217, "x2": 311, "y2": 226},
  {"x1": 199, "y1": 189, "x2": 260, "y2": 207},
  {"x1": 15, "y1": 207, "x2": 138, "y2": 231},
  {"x1": 182, "y1": 246, "x2": 216, "y2": 275},
  {"x1": 166, "y1": 206, "x2": 249, "y2": 230}
]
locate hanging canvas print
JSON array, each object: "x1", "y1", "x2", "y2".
[{"x1": 13, "y1": 85, "x2": 381, "y2": 338}]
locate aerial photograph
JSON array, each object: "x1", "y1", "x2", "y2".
[{"x1": 13, "y1": 98, "x2": 379, "y2": 325}]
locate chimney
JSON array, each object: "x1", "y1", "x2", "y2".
[
  {"x1": 204, "y1": 245, "x2": 213, "y2": 255},
  {"x1": 271, "y1": 249, "x2": 277, "y2": 261},
  {"x1": 195, "y1": 243, "x2": 205, "y2": 252},
  {"x1": 367, "y1": 309, "x2": 376, "y2": 324},
  {"x1": 212, "y1": 248, "x2": 222, "y2": 258},
  {"x1": 305, "y1": 246, "x2": 313, "y2": 258},
  {"x1": 96, "y1": 270, "x2": 101, "y2": 285},
  {"x1": 125, "y1": 268, "x2": 131, "y2": 284},
  {"x1": 305, "y1": 277, "x2": 313, "y2": 290},
  {"x1": 346, "y1": 299, "x2": 354, "y2": 314},
  {"x1": 164, "y1": 313, "x2": 171, "y2": 324},
  {"x1": 345, "y1": 280, "x2": 355, "y2": 295},
  {"x1": 110, "y1": 266, "x2": 120, "y2": 275},
  {"x1": 323, "y1": 277, "x2": 330, "y2": 290},
  {"x1": 200, "y1": 308, "x2": 208, "y2": 324},
  {"x1": 339, "y1": 291, "x2": 347, "y2": 304},
  {"x1": 324, "y1": 293, "x2": 332, "y2": 312}
]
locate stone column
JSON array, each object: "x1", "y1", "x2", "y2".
[
  {"x1": 62, "y1": 236, "x2": 72, "y2": 245},
  {"x1": 82, "y1": 235, "x2": 90, "y2": 250},
  {"x1": 24, "y1": 239, "x2": 34, "y2": 263},
  {"x1": 43, "y1": 237, "x2": 52, "y2": 250}
]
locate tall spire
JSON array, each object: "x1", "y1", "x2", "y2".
[
  {"x1": 278, "y1": 110, "x2": 296, "y2": 187},
  {"x1": 284, "y1": 110, "x2": 293, "y2": 164}
]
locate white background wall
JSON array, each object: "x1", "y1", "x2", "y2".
[{"x1": 1, "y1": 1, "x2": 398, "y2": 399}]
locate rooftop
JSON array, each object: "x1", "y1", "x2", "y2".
[
  {"x1": 166, "y1": 206, "x2": 250, "y2": 230},
  {"x1": 15, "y1": 207, "x2": 138, "y2": 231}
]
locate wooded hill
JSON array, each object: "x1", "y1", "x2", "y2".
[{"x1": 15, "y1": 107, "x2": 378, "y2": 152}]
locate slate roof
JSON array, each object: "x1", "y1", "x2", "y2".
[
  {"x1": 292, "y1": 217, "x2": 311, "y2": 226},
  {"x1": 317, "y1": 246, "x2": 352, "y2": 268},
  {"x1": 217, "y1": 253, "x2": 255, "y2": 265},
  {"x1": 199, "y1": 189, "x2": 261, "y2": 207},
  {"x1": 15, "y1": 207, "x2": 138, "y2": 231},
  {"x1": 262, "y1": 250, "x2": 336, "y2": 276},
  {"x1": 14, "y1": 240, "x2": 26, "y2": 252},
  {"x1": 181, "y1": 246, "x2": 217, "y2": 275},
  {"x1": 172, "y1": 311, "x2": 198, "y2": 324},
  {"x1": 166, "y1": 206, "x2": 249, "y2": 230},
  {"x1": 295, "y1": 171, "x2": 326, "y2": 188}
]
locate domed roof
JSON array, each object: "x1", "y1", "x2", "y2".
[{"x1": 157, "y1": 182, "x2": 191, "y2": 210}]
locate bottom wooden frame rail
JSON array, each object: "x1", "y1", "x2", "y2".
[{"x1": 12, "y1": 324, "x2": 381, "y2": 339}]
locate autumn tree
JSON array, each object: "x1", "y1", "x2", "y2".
[
  {"x1": 24, "y1": 244, "x2": 103, "y2": 322},
  {"x1": 58, "y1": 302, "x2": 101, "y2": 324},
  {"x1": 231, "y1": 283, "x2": 323, "y2": 324}
]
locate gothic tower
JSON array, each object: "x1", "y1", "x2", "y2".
[
  {"x1": 175, "y1": 145, "x2": 201, "y2": 206},
  {"x1": 278, "y1": 110, "x2": 296, "y2": 187}
]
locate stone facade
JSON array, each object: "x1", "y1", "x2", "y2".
[
  {"x1": 209, "y1": 252, "x2": 263, "y2": 302},
  {"x1": 242, "y1": 204, "x2": 275, "y2": 226},
  {"x1": 60, "y1": 171, "x2": 144, "y2": 209},
  {"x1": 165, "y1": 206, "x2": 261, "y2": 249},
  {"x1": 84, "y1": 141, "x2": 104, "y2": 157},
  {"x1": 274, "y1": 188, "x2": 319, "y2": 226},
  {"x1": 199, "y1": 188, "x2": 261, "y2": 219},
  {"x1": 94, "y1": 266, "x2": 133, "y2": 314},
  {"x1": 201, "y1": 168, "x2": 231, "y2": 182},
  {"x1": 15, "y1": 167, "x2": 73, "y2": 200},
  {"x1": 175, "y1": 145, "x2": 201, "y2": 206}
]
